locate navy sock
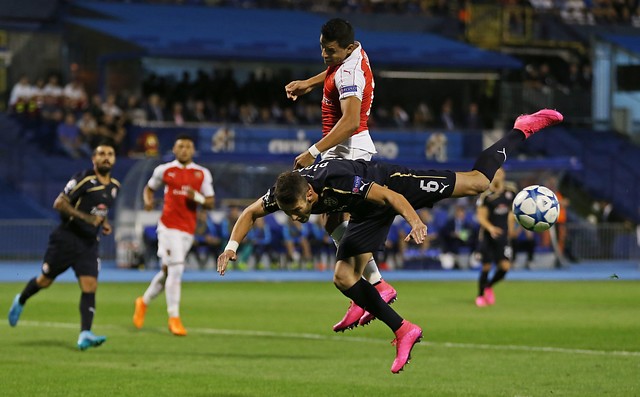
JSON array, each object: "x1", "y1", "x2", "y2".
[
  {"x1": 341, "y1": 278, "x2": 403, "y2": 332},
  {"x1": 479, "y1": 270, "x2": 490, "y2": 296},
  {"x1": 19, "y1": 277, "x2": 41, "y2": 305},
  {"x1": 472, "y1": 129, "x2": 525, "y2": 181},
  {"x1": 489, "y1": 269, "x2": 508, "y2": 286},
  {"x1": 80, "y1": 292, "x2": 95, "y2": 331}
]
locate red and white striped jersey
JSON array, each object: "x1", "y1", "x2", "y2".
[
  {"x1": 147, "y1": 160, "x2": 214, "y2": 234},
  {"x1": 321, "y1": 42, "x2": 374, "y2": 138}
]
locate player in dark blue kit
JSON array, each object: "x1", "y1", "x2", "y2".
[
  {"x1": 474, "y1": 168, "x2": 517, "y2": 307},
  {"x1": 217, "y1": 109, "x2": 563, "y2": 373},
  {"x1": 8, "y1": 142, "x2": 120, "y2": 350}
]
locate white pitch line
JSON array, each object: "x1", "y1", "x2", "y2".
[{"x1": 17, "y1": 320, "x2": 640, "y2": 358}]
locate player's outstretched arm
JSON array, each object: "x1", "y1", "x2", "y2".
[
  {"x1": 217, "y1": 198, "x2": 269, "y2": 276},
  {"x1": 365, "y1": 184, "x2": 427, "y2": 244},
  {"x1": 285, "y1": 71, "x2": 326, "y2": 101}
]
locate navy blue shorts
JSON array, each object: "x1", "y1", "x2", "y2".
[
  {"x1": 479, "y1": 236, "x2": 511, "y2": 264},
  {"x1": 42, "y1": 227, "x2": 100, "y2": 279}
]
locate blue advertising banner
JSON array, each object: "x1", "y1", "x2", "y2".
[{"x1": 128, "y1": 125, "x2": 483, "y2": 166}]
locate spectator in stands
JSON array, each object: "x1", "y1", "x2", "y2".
[
  {"x1": 63, "y1": 79, "x2": 88, "y2": 112},
  {"x1": 464, "y1": 102, "x2": 483, "y2": 129},
  {"x1": 392, "y1": 105, "x2": 410, "y2": 128},
  {"x1": 41, "y1": 75, "x2": 64, "y2": 120},
  {"x1": 97, "y1": 113, "x2": 127, "y2": 154},
  {"x1": 412, "y1": 102, "x2": 434, "y2": 128},
  {"x1": 282, "y1": 218, "x2": 313, "y2": 269},
  {"x1": 438, "y1": 97, "x2": 457, "y2": 130},
  {"x1": 169, "y1": 101, "x2": 192, "y2": 126},
  {"x1": 57, "y1": 112, "x2": 91, "y2": 158},
  {"x1": 145, "y1": 93, "x2": 166, "y2": 122},
  {"x1": 123, "y1": 94, "x2": 147, "y2": 125},
  {"x1": 101, "y1": 94, "x2": 123, "y2": 118},
  {"x1": 8, "y1": 142, "x2": 120, "y2": 350},
  {"x1": 511, "y1": 224, "x2": 536, "y2": 270},
  {"x1": 191, "y1": 99, "x2": 212, "y2": 123},
  {"x1": 246, "y1": 216, "x2": 274, "y2": 270},
  {"x1": 8, "y1": 74, "x2": 33, "y2": 113},
  {"x1": 132, "y1": 134, "x2": 215, "y2": 336},
  {"x1": 189, "y1": 209, "x2": 221, "y2": 269},
  {"x1": 43, "y1": 74, "x2": 63, "y2": 105},
  {"x1": 77, "y1": 111, "x2": 99, "y2": 147},
  {"x1": 88, "y1": 94, "x2": 105, "y2": 120},
  {"x1": 439, "y1": 205, "x2": 477, "y2": 268}
]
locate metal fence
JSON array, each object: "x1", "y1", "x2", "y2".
[
  {"x1": 566, "y1": 223, "x2": 640, "y2": 261},
  {"x1": 0, "y1": 220, "x2": 116, "y2": 261}
]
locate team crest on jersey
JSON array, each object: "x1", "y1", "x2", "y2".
[
  {"x1": 195, "y1": 171, "x2": 202, "y2": 179},
  {"x1": 64, "y1": 179, "x2": 77, "y2": 194},
  {"x1": 111, "y1": 187, "x2": 117, "y2": 198},
  {"x1": 323, "y1": 197, "x2": 339, "y2": 207},
  {"x1": 340, "y1": 85, "x2": 358, "y2": 94}
]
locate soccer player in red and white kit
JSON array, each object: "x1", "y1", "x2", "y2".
[
  {"x1": 284, "y1": 18, "x2": 397, "y2": 332},
  {"x1": 133, "y1": 134, "x2": 214, "y2": 336}
]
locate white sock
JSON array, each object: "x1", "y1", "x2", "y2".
[
  {"x1": 165, "y1": 264, "x2": 184, "y2": 318},
  {"x1": 142, "y1": 270, "x2": 166, "y2": 305},
  {"x1": 363, "y1": 256, "x2": 383, "y2": 284},
  {"x1": 330, "y1": 221, "x2": 349, "y2": 248}
]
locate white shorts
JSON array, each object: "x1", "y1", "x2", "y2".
[
  {"x1": 156, "y1": 222, "x2": 194, "y2": 266},
  {"x1": 321, "y1": 131, "x2": 376, "y2": 161}
]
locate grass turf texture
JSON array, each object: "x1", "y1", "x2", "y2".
[{"x1": 1, "y1": 280, "x2": 639, "y2": 396}]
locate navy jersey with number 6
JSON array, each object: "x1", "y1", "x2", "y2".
[{"x1": 262, "y1": 159, "x2": 456, "y2": 223}]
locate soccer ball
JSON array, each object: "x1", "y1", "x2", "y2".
[{"x1": 512, "y1": 185, "x2": 560, "y2": 232}]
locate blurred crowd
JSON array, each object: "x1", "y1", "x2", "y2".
[{"x1": 8, "y1": 69, "x2": 502, "y2": 159}]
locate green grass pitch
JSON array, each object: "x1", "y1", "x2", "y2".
[{"x1": 1, "y1": 280, "x2": 639, "y2": 396}]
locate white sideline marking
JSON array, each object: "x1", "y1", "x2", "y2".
[{"x1": 18, "y1": 320, "x2": 640, "y2": 358}]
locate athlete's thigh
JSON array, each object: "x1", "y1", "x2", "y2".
[
  {"x1": 72, "y1": 240, "x2": 100, "y2": 279},
  {"x1": 336, "y1": 214, "x2": 394, "y2": 261},
  {"x1": 42, "y1": 228, "x2": 76, "y2": 279}
]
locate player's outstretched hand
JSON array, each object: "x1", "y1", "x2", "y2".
[
  {"x1": 404, "y1": 221, "x2": 428, "y2": 245},
  {"x1": 285, "y1": 80, "x2": 313, "y2": 101},
  {"x1": 293, "y1": 151, "x2": 315, "y2": 169},
  {"x1": 217, "y1": 250, "x2": 237, "y2": 276}
]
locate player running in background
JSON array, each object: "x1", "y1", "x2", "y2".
[
  {"x1": 8, "y1": 142, "x2": 120, "y2": 350},
  {"x1": 474, "y1": 167, "x2": 518, "y2": 307},
  {"x1": 218, "y1": 109, "x2": 563, "y2": 373},
  {"x1": 285, "y1": 18, "x2": 396, "y2": 332},
  {"x1": 132, "y1": 134, "x2": 214, "y2": 336}
]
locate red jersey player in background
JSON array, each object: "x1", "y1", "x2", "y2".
[
  {"x1": 284, "y1": 18, "x2": 397, "y2": 332},
  {"x1": 133, "y1": 134, "x2": 215, "y2": 336}
]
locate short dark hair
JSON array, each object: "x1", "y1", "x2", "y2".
[
  {"x1": 93, "y1": 140, "x2": 116, "y2": 154},
  {"x1": 321, "y1": 18, "x2": 354, "y2": 49},
  {"x1": 175, "y1": 133, "x2": 195, "y2": 143},
  {"x1": 274, "y1": 171, "x2": 308, "y2": 208}
]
